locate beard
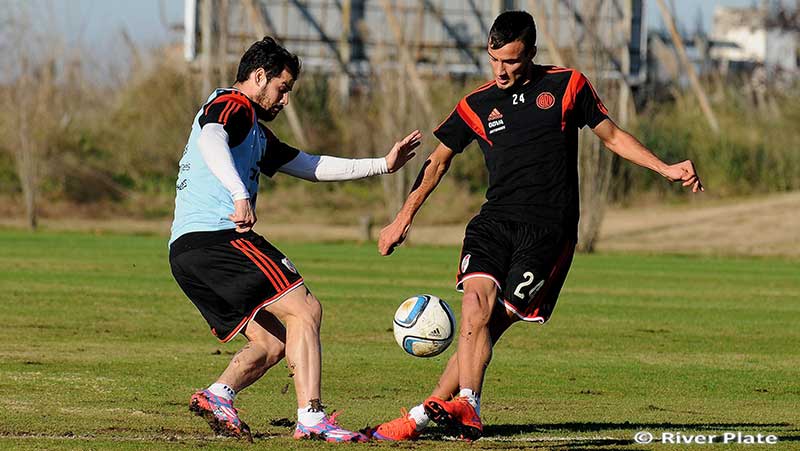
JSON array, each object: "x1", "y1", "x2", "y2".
[
  {"x1": 265, "y1": 106, "x2": 283, "y2": 120},
  {"x1": 260, "y1": 108, "x2": 278, "y2": 121},
  {"x1": 253, "y1": 97, "x2": 282, "y2": 121}
]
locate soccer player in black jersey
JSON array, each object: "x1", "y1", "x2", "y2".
[{"x1": 369, "y1": 11, "x2": 703, "y2": 442}]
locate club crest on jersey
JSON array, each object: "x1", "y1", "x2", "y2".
[
  {"x1": 461, "y1": 254, "x2": 471, "y2": 273},
  {"x1": 536, "y1": 92, "x2": 556, "y2": 110},
  {"x1": 487, "y1": 108, "x2": 506, "y2": 134},
  {"x1": 282, "y1": 258, "x2": 297, "y2": 274}
]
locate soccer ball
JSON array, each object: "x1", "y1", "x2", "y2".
[{"x1": 393, "y1": 294, "x2": 455, "y2": 357}]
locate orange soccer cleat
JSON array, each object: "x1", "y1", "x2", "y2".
[
  {"x1": 423, "y1": 395, "x2": 483, "y2": 441},
  {"x1": 368, "y1": 408, "x2": 421, "y2": 441}
]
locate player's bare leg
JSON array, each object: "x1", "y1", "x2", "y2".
[
  {"x1": 430, "y1": 301, "x2": 515, "y2": 399},
  {"x1": 218, "y1": 310, "x2": 287, "y2": 391},
  {"x1": 430, "y1": 352, "x2": 459, "y2": 399},
  {"x1": 190, "y1": 310, "x2": 286, "y2": 441},
  {"x1": 423, "y1": 277, "x2": 510, "y2": 440},
  {"x1": 457, "y1": 277, "x2": 500, "y2": 392},
  {"x1": 372, "y1": 289, "x2": 515, "y2": 441},
  {"x1": 263, "y1": 286, "x2": 322, "y2": 407},
  {"x1": 263, "y1": 285, "x2": 366, "y2": 442}
]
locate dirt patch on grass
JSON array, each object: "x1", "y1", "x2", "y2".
[{"x1": 596, "y1": 191, "x2": 800, "y2": 257}]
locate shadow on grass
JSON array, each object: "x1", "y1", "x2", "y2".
[{"x1": 252, "y1": 417, "x2": 800, "y2": 447}]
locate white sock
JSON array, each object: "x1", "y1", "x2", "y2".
[
  {"x1": 408, "y1": 404, "x2": 430, "y2": 431},
  {"x1": 298, "y1": 405, "x2": 326, "y2": 426},
  {"x1": 459, "y1": 388, "x2": 481, "y2": 416},
  {"x1": 208, "y1": 383, "x2": 236, "y2": 401}
]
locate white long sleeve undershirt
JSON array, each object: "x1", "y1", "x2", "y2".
[
  {"x1": 278, "y1": 152, "x2": 388, "y2": 182},
  {"x1": 197, "y1": 124, "x2": 249, "y2": 200},
  {"x1": 198, "y1": 123, "x2": 390, "y2": 201}
]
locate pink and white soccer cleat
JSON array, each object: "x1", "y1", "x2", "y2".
[
  {"x1": 189, "y1": 389, "x2": 252, "y2": 441},
  {"x1": 293, "y1": 411, "x2": 367, "y2": 443}
]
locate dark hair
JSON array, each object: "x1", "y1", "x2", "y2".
[
  {"x1": 236, "y1": 36, "x2": 301, "y2": 83},
  {"x1": 488, "y1": 11, "x2": 537, "y2": 52}
]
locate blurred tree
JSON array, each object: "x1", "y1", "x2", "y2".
[{"x1": 0, "y1": 7, "x2": 69, "y2": 229}]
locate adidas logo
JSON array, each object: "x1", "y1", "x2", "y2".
[
  {"x1": 487, "y1": 107, "x2": 506, "y2": 134},
  {"x1": 487, "y1": 108, "x2": 503, "y2": 121},
  {"x1": 430, "y1": 328, "x2": 441, "y2": 337}
]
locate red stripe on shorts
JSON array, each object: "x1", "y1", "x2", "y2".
[
  {"x1": 230, "y1": 239, "x2": 284, "y2": 290},
  {"x1": 238, "y1": 239, "x2": 291, "y2": 287}
]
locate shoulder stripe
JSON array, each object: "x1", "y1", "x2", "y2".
[
  {"x1": 204, "y1": 93, "x2": 255, "y2": 124},
  {"x1": 560, "y1": 70, "x2": 609, "y2": 130},
  {"x1": 456, "y1": 97, "x2": 492, "y2": 146},
  {"x1": 218, "y1": 101, "x2": 234, "y2": 124},
  {"x1": 221, "y1": 103, "x2": 242, "y2": 125},
  {"x1": 545, "y1": 65, "x2": 573, "y2": 74},
  {"x1": 561, "y1": 70, "x2": 585, "y2": 131},
  {"x1": 434, "y1": 79, "x2": 495, "y2": 134},
  {"x1": 585, "y1": 79, "x2": 609, "y2": 116}
]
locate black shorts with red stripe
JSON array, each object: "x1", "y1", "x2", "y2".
[
  {"x1": 456, "y1": 215, "x2": 575, "y2": 323},
  {"x1": 169, "y1": 229, "x2": 303, "y2": 342}
]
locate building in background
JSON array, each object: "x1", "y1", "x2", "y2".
[
  {"x1": 646, "y1": 2, "x2": 798, "y2": 89},
  {"x1": 710, "y1": 4, "x2": 798, "y2": 75},
  {"x1": 183, "y1": 0, "x2": 647, "y2": 91}
]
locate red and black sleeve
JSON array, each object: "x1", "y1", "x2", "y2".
[
  {"x1": 199, "y1": 92, "x2": 255, "y2": 147},
  {"x1": 258, "y1": 124, "x2": 301, "y2": 177},
  {"x1": 573, "y1": 73, "x2": 609, "y2": 129},
  {"x1": 433, "y1": 100, "x2": 477, "y2": 153}
]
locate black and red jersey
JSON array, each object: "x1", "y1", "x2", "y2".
[{"x1": 434, "y1": 65, "x2": 609, "y2": 236}]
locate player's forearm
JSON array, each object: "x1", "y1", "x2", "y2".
[
  {"x1": 315, "y1": 155, "x2": 388, "y2": 181},
  {"x1": 396, "y1": 157, "x2": 450, "y2": 223},
  {"x1": 197, "y1": 124, "x2": 250, "y2": 200},
  {"x1": 279, "y1": 152, "x2": 388, "y2": 181},
  {"x1": 605, "y1": 128, "x2": 669, "y2": 177}
]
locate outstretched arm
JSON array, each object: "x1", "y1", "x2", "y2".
[
  {"x1": 278, "y1": 130, "x2": 422, "y2": 181},
  {"x1": 378, "y1": 142, "x2": 456, "y2": 255},
  {"x1": 592, "y1": 119, "x2": 704, "y2": 193}
]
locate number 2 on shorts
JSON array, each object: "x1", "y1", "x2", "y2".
[{"x1": 514, "y1": 271, "x2": 545, "y2": 299}]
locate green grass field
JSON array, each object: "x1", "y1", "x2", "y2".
[{"x1": 1, "y1": 229, "x2": 798, "y2": 450}]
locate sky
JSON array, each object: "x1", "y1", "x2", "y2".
[
  {"x1": 37, "y1": 0, "x2": 184, "y2": 49},
  {"x1": 15, "y1": 0, "x2": 772, "y2": 52}
]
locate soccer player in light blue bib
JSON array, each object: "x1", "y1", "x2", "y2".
[{"x1": 169, "y1": 36, "x2": 422, "y2": 442}]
